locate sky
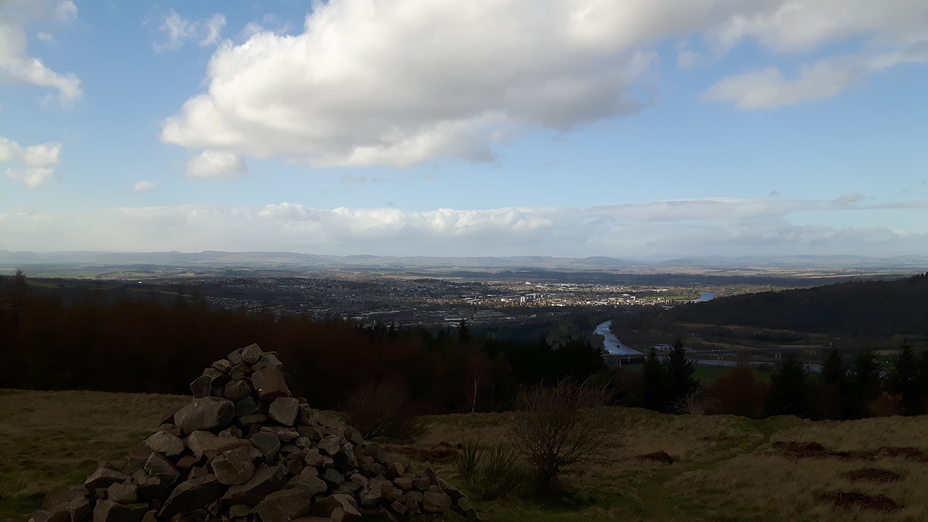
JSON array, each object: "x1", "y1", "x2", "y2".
[{"x1": 2, "y1": 0, "x2": 927, "y2": 259}]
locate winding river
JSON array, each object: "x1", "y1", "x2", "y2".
[{"x1": 596, "y1": 291, "x2": 717, "y2": 356}]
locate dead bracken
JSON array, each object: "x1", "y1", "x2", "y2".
[
  {"x1": 817, "y1": 491, "x2": 902, "y2": 512},
  {"x1": 770, "y1": 441, "x2": 928, "y2": 462},
  {"x1": 843, "y1": 468, "x2": 903, "y2": 483}
]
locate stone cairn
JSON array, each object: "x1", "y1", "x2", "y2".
[{"x1": 30, "y1": 343, "x2": 479, "y2": 522}]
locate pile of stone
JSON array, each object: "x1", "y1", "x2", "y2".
[{"x1": 30, "y1": 343, "x2": 478, "y2": 522}]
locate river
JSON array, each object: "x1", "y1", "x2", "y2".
[{"x1": 596, "y1": 291, "x2": 717, "y2": 357}]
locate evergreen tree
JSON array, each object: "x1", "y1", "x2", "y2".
[
  {"x1": 665, "y1": 338, "x2": 698, "y2": 409},
  {"x1": 641, "y1": 347, "x2": 668, "y2": 412},
  {"x1": 765, "y1": 356, "x2": 810, "y2": 417},
  {"x1": 815, "y1": 348, "x2": 847, "y2": 419},
  {"x1": 848, "y1": 350, "x2": 882, "y2": 418},
  {"x1": 887, "y1": 339, "x2": 923, "y2": 415}
]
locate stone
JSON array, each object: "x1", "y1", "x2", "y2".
[
  {"x1": 260, "y1": 425, "x2": 299, "y2": 442},
  {"x1": 69, "y1": 494, "x2": 93, "y2": 522},
  {"x1": 211, "y1": 359, "x2": 233, "y2": 374},
  {"x1": 250, "y1": 431, "x2": 280, "y2": 461},
  {"x1": 268, "y1": 397, "x2": 300, "y2": 426},
  {"x1": 241, "y1": 343, "x2": 263, "y2": 365},
  {"x1": 173, "y1": 397, "x2": 235, "y2": 434},
  {"x1": 144, "y1": 431, "x2": 185, "y2": 459},
  {"x1": 107, "y1": 483, "x2": 139, "y2": 504},
  {"x1": 392, "y1": 476, "x2": 413, "y2": 490},
  {"x1": 385, "y1": 462, "x2": 404, "y2": 478},
  {"x1": 29, "y1": 509, "x2": 69, "y2": 522},
  {"x1": 322, "y1": 468, "x2": 344, "y2": 488},
  {"x1": 251, "y1": 365, "x2": 290, "y2": 402},
  {"x1": 222, "y1": 464, "x2": 287, "y2": 506},
  {"x1": 252, "y1": 352, "x2": 283, "y2": 371},
  {"x1": 92, "y1": 500, "x2": 148, "y2": 522},
  {"x1": 189, "y1": 375, "x2": 213, "y2": 399},
  {"x1": 142, "y1": 453, "x2": 180, "y2": 486},
  {"x1": 224, "y1": 381, "x2": 253, "y2": 403},
  {"x1": 254, "y1": 489, "x2": 312, "y2": 522},
  {"x1": 229, "y1": 363, "x2": 250, "y2": 380},
  {"x1": 185, "y1": 430, "x2": 250, "y2": 460},
  {"x1": 210, "y1": 446, "x2": 255, "y2": 486},
  {"x1": 288, "y1": 474, "x2": 328, "y2": 497},
  {"x1": 129, "y1": 471, "x2": 166, "y2": 501},
  {"x1": 227, "y1": 348, "x2": 244, "y2": 365},
  {"x1": 157, "y1": 475, "x2": 224, "y2": 518},
  {"x1": 317, "y1": 435, "x2": 342, "y2": 456},
  {"x1": 202, "y1": 367, "x2": 228, "y2": 386},
  {"x1": 311, "y1": 494, "x2": 361, "y2": 521},
  {"x1": 84, "y1": 468, "x2": 127, "y2": 492},
  {"x1": 412, "y1": 477, "x2": 430, "y2": 491},
  {"x1": 422, "y1": 492, "x2": 452, "y2": 514}
]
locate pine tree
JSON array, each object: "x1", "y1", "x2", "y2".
[
  {"x1": 765, "y1": 356, "x2": 809, "y2": 417},
  {"x1": 665, "y1": 338, "x2": 698, "y2": 409}
]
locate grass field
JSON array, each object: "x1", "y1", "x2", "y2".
[{"x1": 2, "y1": 389, "x2": 927, "y2": 521}]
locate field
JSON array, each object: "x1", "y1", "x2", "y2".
[{"x1": 2, "y1": 390, "x2": 927, "y2": 521}]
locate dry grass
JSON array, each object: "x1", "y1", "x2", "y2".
[
  {"x1": 0, "y1": 389, "x2": 187, "y2": 521},
  {"x1": 3, "y1": 389, "x2": 928, "y2": 522}
]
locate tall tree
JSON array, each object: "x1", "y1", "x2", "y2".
[
  {"x1": 887, "y1": 339, "x2": 924, "y2": 415},
  {"x1": 848, "y1": 350, "x2": 882, "y2": 418},
  {"x1": 815, "y1": 348, "x2": 847, "y2": 419},
  {"x1": 665, "y1": 338, "x2": 698, "y2": 410},
  {"x1": 641, "y1": 347, "x2": 668, "y2": 412},
  {"x1": 765, "y1": 356, "x2": 810, "y2": 418}
]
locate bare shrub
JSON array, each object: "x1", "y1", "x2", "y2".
[
  {"x1": 508, "y1": 379, "x2": 620, "y2": 495},
  {"x1": 344, "y1": 382, "x2": 424, "y2": 441},
  {"x1": 674, "y1": 390, "x2": 716, "y2": 415}
]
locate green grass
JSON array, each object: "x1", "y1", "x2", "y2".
[{"x1": 3, "y1": 390, "x2": 927, "y2": 521}]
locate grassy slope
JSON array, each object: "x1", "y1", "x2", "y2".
[{"x1": 2, "y1": 390, "x2": 927, "y2": 522}]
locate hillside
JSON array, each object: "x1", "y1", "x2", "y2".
[
  {"x1": 3, "y1": 389, "x2": 928, "y2": 521},
  {"x1": 669, "y1": 273, "x2": 928, "y2": 339}
]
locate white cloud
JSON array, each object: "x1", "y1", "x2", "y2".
[
  {"x1": 0, "y1": 0, "x2": 82, "y2": 104},
  {"x1": 3, "y1": 197, "x2": 927, "y2": 257},
  {"x1": 159, "y1": 0, "x2": 928, "y2": 168},
  {"x1": 185, "y1": 150, "x2": 248, "y2": 180},
  {"x1": 133, "y1": 181, "x2": 157, "y2": 192},
  {"x1": 703, "y1": 49, "x2": 928, "y2": 108},
  {"x1": 154, "y1": 10, "x2": 227, "y2": 52},
  {"x1": 1, "y1": 135, "x2": 61, "y2": 188}
]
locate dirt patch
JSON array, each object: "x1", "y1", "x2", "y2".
[
  {"x1": 817, "y1": 491, "x2": 902, "y2": 512},
  {"x1": 770, "y1": 441, "x2": 828, "y2": 458},
  {"x1": 635, "y1": 451, "x2": 675, "y2": 464},
  {"x1": 384, "y1": 441, "x2": 459, "y2": 464},
  {"x1": 843, "y1": 468, "x2": 903, "y2": 483},
  {"x1": 771, "y1": 441, "x2": 928, "y2": 462}
]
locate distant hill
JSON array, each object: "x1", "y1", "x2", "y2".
[
  {"x1": 2, "y1": 250, "x2": 926, "y2": 271},
  {"x1": 669, "y1": 273, "x2": 928, "y2": 339}
]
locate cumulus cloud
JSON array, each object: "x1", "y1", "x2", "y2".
[
  {"x1": 133, "y1": 181, "x2": 157, "y2": 192},
  {"x1": 154, "y1": 10, "x2": 226, "y2": 52},
  {"x1": 0, "y1": 0, "x2": 82, "y2": 104},
  {"x1": 1, "y1": 135, "x2": 61, "y2": 188},
  {"x1": 185, "y1": 150, "x2": 249, "y2": 180},
  {"x1": 3, "y1": 197, "x2": 927, "y2": 257},
  {"x1": 159, "y1": 0, "x2": 928, "y2": 168}
]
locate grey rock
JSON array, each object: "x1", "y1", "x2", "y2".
[
  {"x1": 106, "y1": 483, "x2": 138, "y2": 504},
  {"x1": 422, "y1": 491, "x2": 452, "y2": 513},
  {"x1": 287, "y1": 474, "x2": 327, "y2": 497},
  {"x1": 268, "y1": 397, "x2": 299, "y2": 426},
  {"x1": 253, "y1": 489, "x2": 312, "y2": 522},
  {"x1": 241, "y1": 343, "x2": 263, "y2": 365},
  {"x1": 189, "y1": 375, "x2": 213, "y2": 399},
  {"x1": 251, "y1": 365, "x2": 290, "y2": 402},
  {"x1": 69, "y1": 494, "x2": 93, "y2": 522},
  {"x1": 317, "y1": 435, "x2": 342, "y2": 456},
  {"x1": 157, "y1": 474, "x2": 224, "y2": 518},
  {"x1": 84, "y1": 468, "x2": 127, "y2": 492},
  {"x1": 211, "y1": 358, "x2": 233, "y2": 374},
  {"x1": 311, "y1": 494, "x2": 361, "y2": 521},
  {"x1": 185, "y1": 430, "x2": 250, "y2": 461},
  {"x1": 210, "y1": 446, "x2": 255, "y2": 486},
  {"x1": 144, "y1": 431, "x2": 184, "y2": 459},
  {"x1": 227, "y1": 348, "x2": 244, "y2": 365},
  {"x1": 249, "y1": 431, "x2": 280, "y2": 461},
  {"x1": 92, "y1": 500, "x2": 148, "y2": 522},
  {"x1": 142, "y1": 453, "x2": 180, "y2": 486},
  {"x1": 173, "y1": 397, "x2": 235, "y2": 434},
  {"x1": 322, "y1": 468, "x2": 344, "y2": 488},
  {"x1": 222, "y1": 464, "x2": 287, "y2": 506},
  {"x1": 224, "y1": 381, "x2": 253, "y2": 403}
]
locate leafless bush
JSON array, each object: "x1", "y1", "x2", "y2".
[
  {"x1": 674, "y1": 390, "x2": 717, "y2": 415},
  {"x1": 344, "y1": 382, "x2": 425, "y2": 441},
  {"x1": 508, "y1": 379, "x2": 620, "y2": 495}
]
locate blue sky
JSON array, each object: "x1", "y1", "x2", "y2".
[{"x1": 2, "y1": 0, "x2": 927, "y2": 258}]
